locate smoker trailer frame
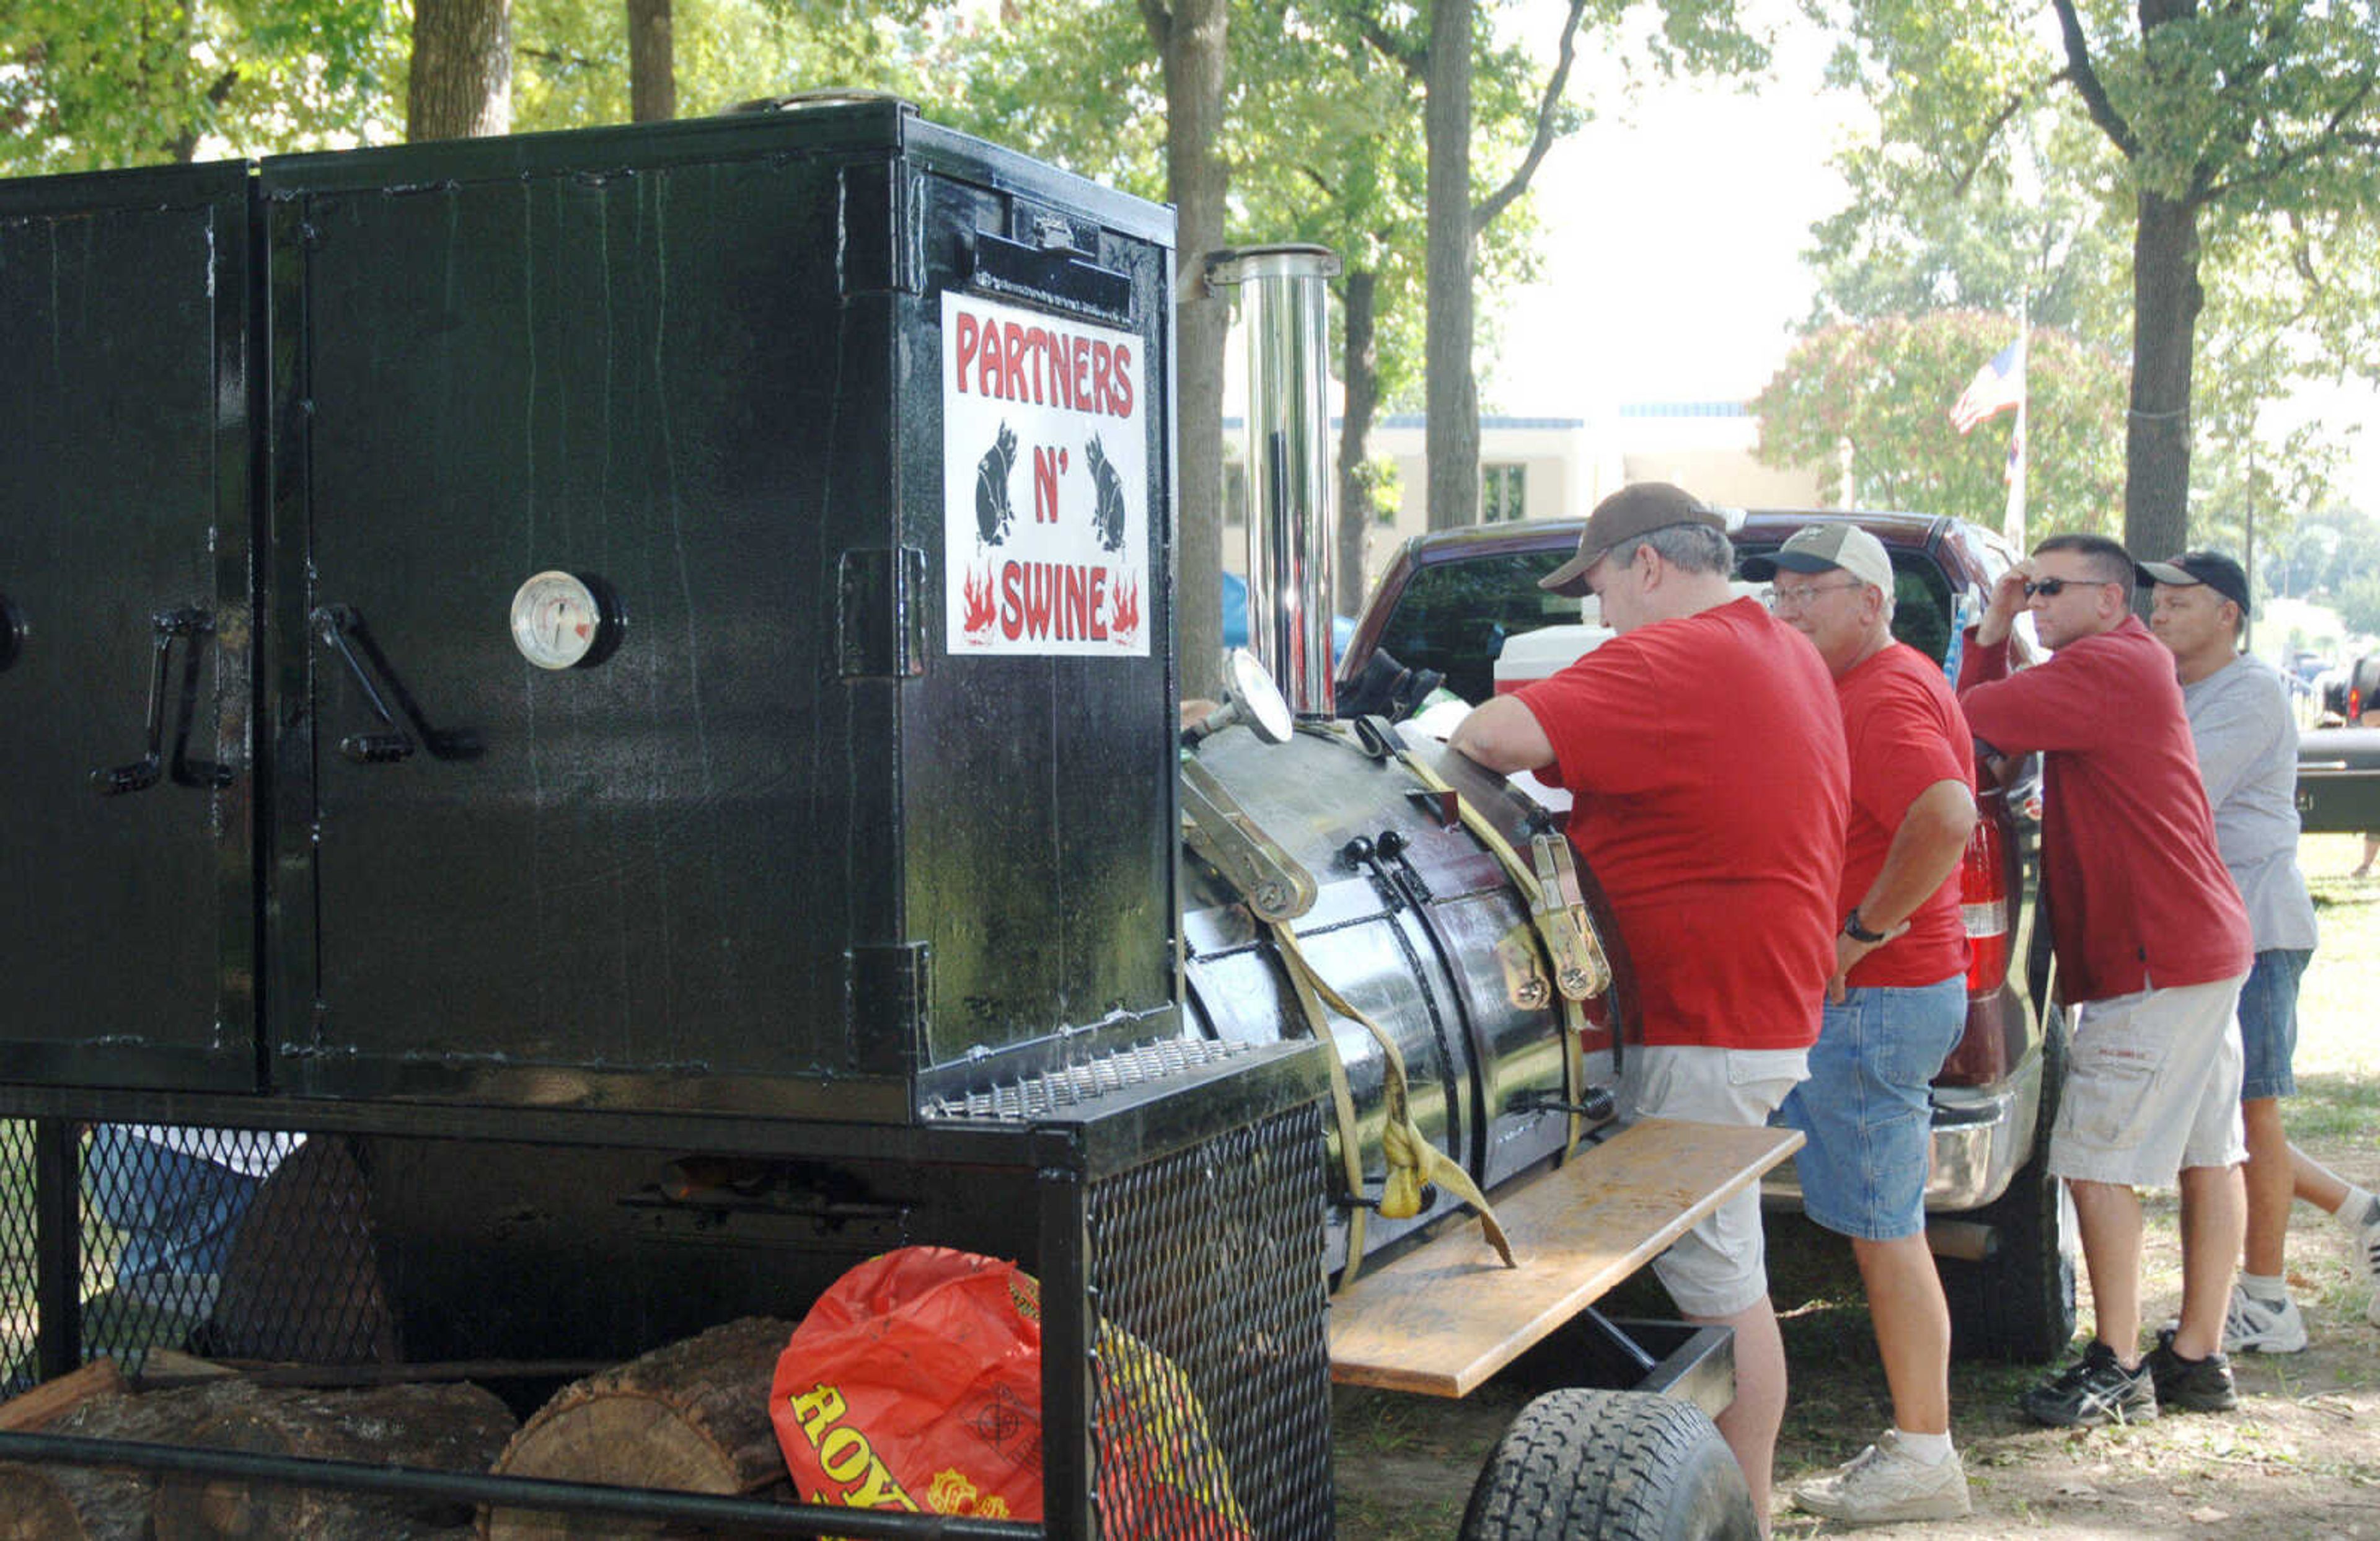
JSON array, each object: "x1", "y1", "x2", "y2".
[
  {"x1": 1, "y1": 1041, "x2": 1338, "y2": 1539},
  {"x1": 0, "y1": 96, "x2": 1784, "y2": 1539}
]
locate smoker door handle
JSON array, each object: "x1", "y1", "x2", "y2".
[
  {"x1": 311, "y1": 604, "x2": 483, "y2": 765},
  {"x1": 90, "y1": 609, "x2": 232, "y2": 795}
]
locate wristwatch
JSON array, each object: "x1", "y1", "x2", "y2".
[{"x1": 1842, "y1": 909, "x2": 1889, "y2": 944}]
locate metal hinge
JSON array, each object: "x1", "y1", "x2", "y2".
[
  {"x1": 835, "y1": 546, "x2": 927, "y2": 681},
  {"x1": 845, "y1": 942, "x2": 930, "y2": 1075}
]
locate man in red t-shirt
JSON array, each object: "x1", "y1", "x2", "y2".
[
  {"x1": 1745, "y1": 524, "x2": 1978, "y2": 1523},
  {"x1": 1450, "y1": 482, "x2": 1848, "y2": 1526},
  {"x1": 1960, "y1": 532, "x2": 2252, "y2": 1428}
]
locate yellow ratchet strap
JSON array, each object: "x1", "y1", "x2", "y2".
[
  {"x1": 1266, "y1": 915, "x2": 1515, "y2": 1271},
  {"x1": 1395, "y1": 747, "x2": 1605, "y2": 1160}
]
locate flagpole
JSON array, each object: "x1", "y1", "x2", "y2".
[{"x1": 2003, "y1": 304, "x2": 2028, "y2": 551}]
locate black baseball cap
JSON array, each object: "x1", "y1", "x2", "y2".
[{"x1": 2136, "y1": 550, "x2": 2250, "y2": 612}]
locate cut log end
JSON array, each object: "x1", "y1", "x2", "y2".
[{"x1": 482, "y1": 1315, "x2": 798, "y2": 1541}]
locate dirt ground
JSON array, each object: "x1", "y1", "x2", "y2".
[
  {"x1": 1334, "y1": 1136, "x2": 2380, "y2": 1541},
  {"x1": 1334, "y1": 844, "x2": 2380, "y2": 1540}
]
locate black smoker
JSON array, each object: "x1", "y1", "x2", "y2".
[{"x1": 0, "y1": 100, "x2": 1631, "y2": 1539}]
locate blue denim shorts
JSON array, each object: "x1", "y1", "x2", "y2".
[
  {"x1": 1776, "y1": 975, "x2": 1965, "y2": 1242},
  {"x1": 86, "y1": 1126, "x2": 268, "y2": 1281},
  {"x1": 2237, "y1": 948, "x2": 2308, "y2": 1101}
]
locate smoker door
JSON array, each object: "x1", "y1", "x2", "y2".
[
  {"x1": 0, "y1": 164, "x2": 258, "y2": 1092},
  {"x1": 263, "y1": 121, "x2": 913, "y2": 1116}
]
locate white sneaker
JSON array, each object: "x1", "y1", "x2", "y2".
[
  {"x1": 2224, "y1": 1286, "x2": 2309, "y2": 1354},
  {"x1": 1792, "y1": 1431, "x2": 1972, "y2": 1524}
]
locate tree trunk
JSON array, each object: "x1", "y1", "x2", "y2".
[
  {"x1": 2125, "y1": 187, "x2": 2200, "y2": 563},
  {"x1": 1148, "y1": 0, "x2": 1231, "y2": 702},
  {"x1": 626, "y1": 0, "x2": 674, "y2": 123},
  {"x1": 151, "y1": 1380, "x2": 515, "y2": 1540},
  {"x1": 408, "y1": 0, "x2": 513, "y2": 143},
  {"x1": 1336, "y1": 268, "x2": 1383, "y2": 616},
  {"x1": 483, "y1": 1317, "x2": 797, "y2": 1538},
  {"x1": 1424, "y1": 0, "x2": 1478, "y2": 531}
]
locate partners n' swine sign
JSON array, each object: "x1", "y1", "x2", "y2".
[{"x1": 941, "y1": 291, "x2": 1149, "y2": 658}]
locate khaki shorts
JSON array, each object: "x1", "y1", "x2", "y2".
[
  {"x1": 1618, "y1": 1044, "x2": 1809, "y2": 1318},
  {"x1": 2049, "y1": 973, "x2": 2247, "y2": 1188}
]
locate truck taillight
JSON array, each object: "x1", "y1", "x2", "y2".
[{"x1": 1960, "y1": 811, "x2": 2009, "y2": 995}]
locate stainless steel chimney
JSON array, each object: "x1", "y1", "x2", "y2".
[{"x1": 1207, "y1": 245, "x2": 1340, "y2": 718}]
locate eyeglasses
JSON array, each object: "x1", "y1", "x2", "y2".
[
  {"x1": 2023, "y1": 577, "x2": 2102, "y2": 598},
  {"x1": 1762, "y1": 580, "x2": 1860, "y2": 611}
]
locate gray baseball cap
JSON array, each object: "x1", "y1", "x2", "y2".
[{"x1": 1740, "y1": 523, "x2": 1895, "y2": 594}]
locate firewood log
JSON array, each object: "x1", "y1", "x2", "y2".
[
  {"x1": 0, "y1": 1380, "x2": 212, "y2": 1540},
  {"x1": 480, "y1": 1315, "x2": 798, "y2": 1540},
  {"x1": 207, "y1": 1136, "x2": 399, "y2": 1366},
  {"x1": 148, "y1": 1379, "x2": 514, "y2": 1540}
]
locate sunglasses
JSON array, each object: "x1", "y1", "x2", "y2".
[{"x1": 2022, "y1": 577, "x2": 2102, "y2": 598}]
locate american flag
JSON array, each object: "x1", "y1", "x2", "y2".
[{"x1": 1950, "y1": 340, "x2": 2025, "y2": 434}]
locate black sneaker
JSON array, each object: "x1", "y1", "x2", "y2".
[
  {"x1": 2146, "y1": 1326, "x2": 2239, "y2": 1412},
  {"x1": 2020, "y1": 1340, "x2": 2157, "y2": 1427}
]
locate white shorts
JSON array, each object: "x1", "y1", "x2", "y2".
[
  {"x1": 1618, "y1": 1043, "x2": 1809, "y2": 1318},
  {"x1": 2049, "y1": 974, "x2": 2247, "y2": 1188}
]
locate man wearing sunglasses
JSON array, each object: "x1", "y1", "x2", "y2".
[{"x1": 1959, "y1": 533, "x2": 2253, "y2": 1428}]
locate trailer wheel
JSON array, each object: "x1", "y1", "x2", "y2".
[
  {"x1": 1941, "y1": 1004, "x2": 2076, "y2": 1362},
  {"x1": 1457, "y1": 1388, "x2": 1757, "y2": 1541}
]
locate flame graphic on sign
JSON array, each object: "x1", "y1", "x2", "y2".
[
  {"x1": 1109, "y1": 574, "x2": 1141, "y2": 643},
  {"x1": 961, "y1": 564, "x2": 998, "y2": 641}
]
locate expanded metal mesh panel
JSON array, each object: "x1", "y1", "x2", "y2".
[
  {"x1": 1, "y1": 1121, "x2": 33, "y2": 1393},
  {"x1": 0, "y1": 1123, "x2": 396, "y2": 1387},
  {"x1": 1085, "y1": 1101, "x2": 1332, "y2": 1541}
]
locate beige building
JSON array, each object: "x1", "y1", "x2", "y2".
[{"x1": 1224, "y1": 402, "x2": 1826, "y2": 597}]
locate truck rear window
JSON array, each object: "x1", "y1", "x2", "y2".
[
  {"x1": 1378, "y1": 539, "x2": 1959, "y2": 707},
  {"x1": 1378, "y1": 552, "x2": 1579, "y2": 704}
]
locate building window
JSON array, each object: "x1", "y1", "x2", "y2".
[{"x1": 1481, "y1": 463, "x2": 1527, "y2": 523}]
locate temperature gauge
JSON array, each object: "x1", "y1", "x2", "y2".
[{"x1": 509, "y1": 571, "x2": 619, "y2": 670}]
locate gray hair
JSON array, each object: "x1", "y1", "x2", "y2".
[{"x1": 1609, "y1": 521, "x2": 1732, "y2": 576}]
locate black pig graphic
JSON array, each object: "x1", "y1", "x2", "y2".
[
  {"x1": 1087, "y1": 435, "x2": 1127, "y2": 553},
  {"x1": 975, "y1": 422, "x2": 1018, "y2": 545}
]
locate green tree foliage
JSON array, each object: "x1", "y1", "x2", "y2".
[
  {"x1": 2334, "y1": 573, "x2": 2380, "y2": 638},
  {"x1": 1752, "y1": 310, "x2": 2127, "y2": 537},
  {"x1": 512, "y1": 0, "x2": 937, "y2": 131},
  {"x1": 0, "y1": 0, "x2": 395, "y2": 172},
  {"x1": 1809, "y1": 0, "x2": 2380, "y2": 560},
  {"x1": 2268, "y1": 508, "x2": 2380, "y2": 601}
]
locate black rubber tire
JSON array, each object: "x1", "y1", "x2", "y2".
[
  {"x1": 1457, "y1": 1389, "x2": 1758, "y2": 1541},
  {"x1": 1941, "y1": 1004, "x2": 2076, "y2": 1362}
]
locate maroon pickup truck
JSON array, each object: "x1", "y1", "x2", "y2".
[{"x1": 1333, "y1": 508, "x2": 2075, "y2": 1362}]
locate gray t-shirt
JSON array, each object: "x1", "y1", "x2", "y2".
[{"x1": 2181, "y1": 653, "x2": 2319, "y2": 952}]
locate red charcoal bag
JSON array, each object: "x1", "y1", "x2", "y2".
[{"x1": 770, "y1": 1245, "x2": 1250, "y2": 1535}]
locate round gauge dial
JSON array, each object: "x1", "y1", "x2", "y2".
[{"x1": 510, "y1": 571, "x2": 604, "y2": 670}]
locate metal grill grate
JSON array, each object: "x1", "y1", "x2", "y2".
[
  {"x1": 0, "y1": 1122, "x2": 398, "y2": 1388},
  {"x1": 1084, "y1": 1101, "x2": 1333, "y2": 1541}
]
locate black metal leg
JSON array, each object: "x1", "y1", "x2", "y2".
[
  {"x1": 33, "y1": 1120, "x2": 82, "y2": 1379},
  {"x1": 1036, "y1": 1133, "x2": 1092, "y2": 1541}
]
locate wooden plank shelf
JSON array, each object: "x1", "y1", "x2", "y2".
[{"x1": 1327, "y1": 1117, "x2": 1804, "y2": 1397}]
